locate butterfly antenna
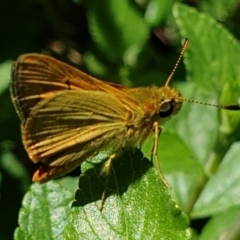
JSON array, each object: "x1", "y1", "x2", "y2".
[
  {"x1": 177, "y1": 97, "x2": 240, "y2": 110},
  {"x1": 165, "y1": 38, "x2": 189, "y2": 87},
  {"x1": 166, "y1": 38, "x2": 240, "y2": 111}
]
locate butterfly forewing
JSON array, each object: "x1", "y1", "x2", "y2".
[{"x1": 11, "y1": 54, "x2": 128, "y2": 121}]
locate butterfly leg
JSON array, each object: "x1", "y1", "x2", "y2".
[
  {"x1": 100, "y1": 153, "x2": 117, "y2": 211},
  {"x1": 151, "y1": 121, "x2": 161, "y2": 160},
  {"x1": 152, "y1": 121, "x2": 171, "y2": 188}
]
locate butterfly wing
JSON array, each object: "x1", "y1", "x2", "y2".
[
  {"x1": 11, "y1": 54, "x2": 128, "y2": 121},
  {"x1": 22, "y1": 89, "x2": 132, "y2": 182}
]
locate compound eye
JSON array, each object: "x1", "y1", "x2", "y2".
[{"x1": 159, "y1": 101, "x2": 174, "y2": 118}]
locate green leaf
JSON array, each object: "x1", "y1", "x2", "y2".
[
  {"x1": 0, "y1": 151, "x2": 29, "y2": 193},
  {"x1": 14, "y1": 178, "x2": 78, "y2": 240},
  {"x1": 200, "y1": 0, "x2": 239, "y2": 20},
  {"x1": 157, "y1": 131, "x2": 206, "y2": 215},
  {"x1": 173, "y1": 2, "x2": 240, "y2": 173},
  {"x1": 192, "y1": 142, "x2": 240, "y2": 218},
  {"x1": 64, "y1": 151, "x2": 190, "y2": 239},
  {"x1": 142, "y1": 127, "x2": 206, "y2": 215},
  {"x1": 144, "y1": 0, "x2": 174, "y2": 26},
  {"x1": 0, "y1": 60, "x2": 11, "y2": 95},
  {"x1": 219, "y1": 80, "x2": 240, "y2": 136},
  {"x1": 199, "y1": 207, "x2": 240, "y2": 240},
  {"x1": 173, "y1": 3, "x2": 240, "y2": 220},
  {"x1": 85, "y1": 0, "x2": 149, "y2": 62},
  {"x1": 173, "y1": 3, "x2": 240, "y2": 96},
  {"x1": 166, "y1": 82, "x2": 218, "y2": 165}
]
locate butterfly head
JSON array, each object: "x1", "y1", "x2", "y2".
[{"x1": 158, "y1": 86, "x2": 182, "y2": 119}]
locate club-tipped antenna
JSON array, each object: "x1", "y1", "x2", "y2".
[
  {"x1": 164, "y1": 38, "x2": 240, "y2": 111},
  {"x1": 176, "y1": 97, "x2": 240, "y2": 110},
  {"x1": 165, "y1": 38, "x2": 189, "y2": 87}
]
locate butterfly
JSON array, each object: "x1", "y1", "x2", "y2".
[{"x1": 10, "y1": 39, "x2": 240, "y2": 194}]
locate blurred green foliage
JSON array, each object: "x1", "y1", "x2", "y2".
[{"x1": 1, "y1": 0, "x2": 240, "y2": 239}]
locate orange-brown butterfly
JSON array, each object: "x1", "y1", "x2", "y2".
[{"x1": 10, "y1": 39, "x2": 240, "y2": 193}]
